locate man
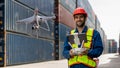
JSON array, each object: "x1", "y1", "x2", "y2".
[{"x1": 62, "y1": 7, "x2": 103, "y2": 68}]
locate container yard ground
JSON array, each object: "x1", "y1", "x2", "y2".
[
  {"x1": 2, "y1": 53, "x2": 120, "y2": 68},
  {"x1": 99, "y1": 53, "x2": 120, "y2": 68}
]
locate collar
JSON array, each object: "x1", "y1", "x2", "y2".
[{"x1": 74, "y1": 26, "x2": 88, "y2": 33}]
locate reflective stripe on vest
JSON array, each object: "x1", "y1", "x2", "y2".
[{"x1": 68, "y1": 28, "x2": 96, "y2": 67}]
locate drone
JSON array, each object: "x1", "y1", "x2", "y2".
[{"x1": 16, "y1": 8, "x2": 55, "y2": 38}]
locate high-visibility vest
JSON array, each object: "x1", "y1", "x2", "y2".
[{"x1": 68, "y1": 28, "x2": 96, "y2": 67}]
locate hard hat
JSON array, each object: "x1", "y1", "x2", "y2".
[{"x1": 73, "y1": 7, "x2": 87, "y2": 17}]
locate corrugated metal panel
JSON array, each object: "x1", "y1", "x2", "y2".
[
  {"x1": 59, "y1": 0, "x2": 76, "y2": 13},
  {"x1": 5, "y1": 0, "x2": 54, "y2": 39},
  {"x1": 0, "y1": 0, "x2": 5, "y2": 67},
  {"x1": 6, "y1": 32, "x2": 54, "y2": 65},
  {"x1": 59, "y1": 4, "x2": 75, "y2": 28},
  {"x1": 59, "y1": 23, "x2": 71, "y2": 42},
  {"x1": 59, "y1": 42, "x2": 64, "y2": 59},
  {"x1": 15, "y1": 0, "x2": 54, "y2": 16}
]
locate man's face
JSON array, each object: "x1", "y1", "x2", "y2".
[{"x1": 74, "y1": 14, "x2": 86, "y2": 28}]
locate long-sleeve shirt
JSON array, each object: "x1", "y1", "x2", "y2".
[{"x1": 62, "y1": 26, "x2": 103, "y2": 68}]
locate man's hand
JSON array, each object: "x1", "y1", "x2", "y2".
[
  {"x1": 69, "y1": 49, "x2": 74, "y2": 57},
  {"x1": 69, "y1": 48, "x2": 88, "y2": 56},
  {"x1": 80, "y1": 48, "x2": 88, "y2": 55}
]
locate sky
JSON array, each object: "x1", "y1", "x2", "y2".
[{"x1": 88, "y1": 0, "x2": 120, "y2": 43}]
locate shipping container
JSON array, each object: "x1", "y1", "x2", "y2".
[
  {"x1": 118, "y1": 33, "x2": 120, "y2": 54},
  {"x1": 108, "y1": 39, "x2": 117, "y2": 53},
  {"x1": 1, "y1": 0, "x2": 55, "y2": 66}
]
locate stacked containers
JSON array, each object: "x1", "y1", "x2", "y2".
[
  {"x1": 4, "y1": 0, "x2": 55, "y2": 66},
  {"x1": 108, "y1": 39, "x2": 117, "y2": 53}
]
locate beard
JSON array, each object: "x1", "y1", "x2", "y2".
[{"x1": 76, "y1": 21, "x2": 85, "y2": 28}]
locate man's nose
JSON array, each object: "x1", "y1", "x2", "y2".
[{"x1": 77, "y1": 17, "x2": 81, "y2": 21}]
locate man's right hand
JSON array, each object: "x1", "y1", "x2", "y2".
[
  {"x1": 69, "y1": 48, "x2": 88, "y2": 56},
  {"x1": 69, "y1": 49, "x2": 74, "y2": 57}
]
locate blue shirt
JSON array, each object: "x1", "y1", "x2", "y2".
[{"x1": 62, "y1": 26, "x2": 103, "y2": 68}]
